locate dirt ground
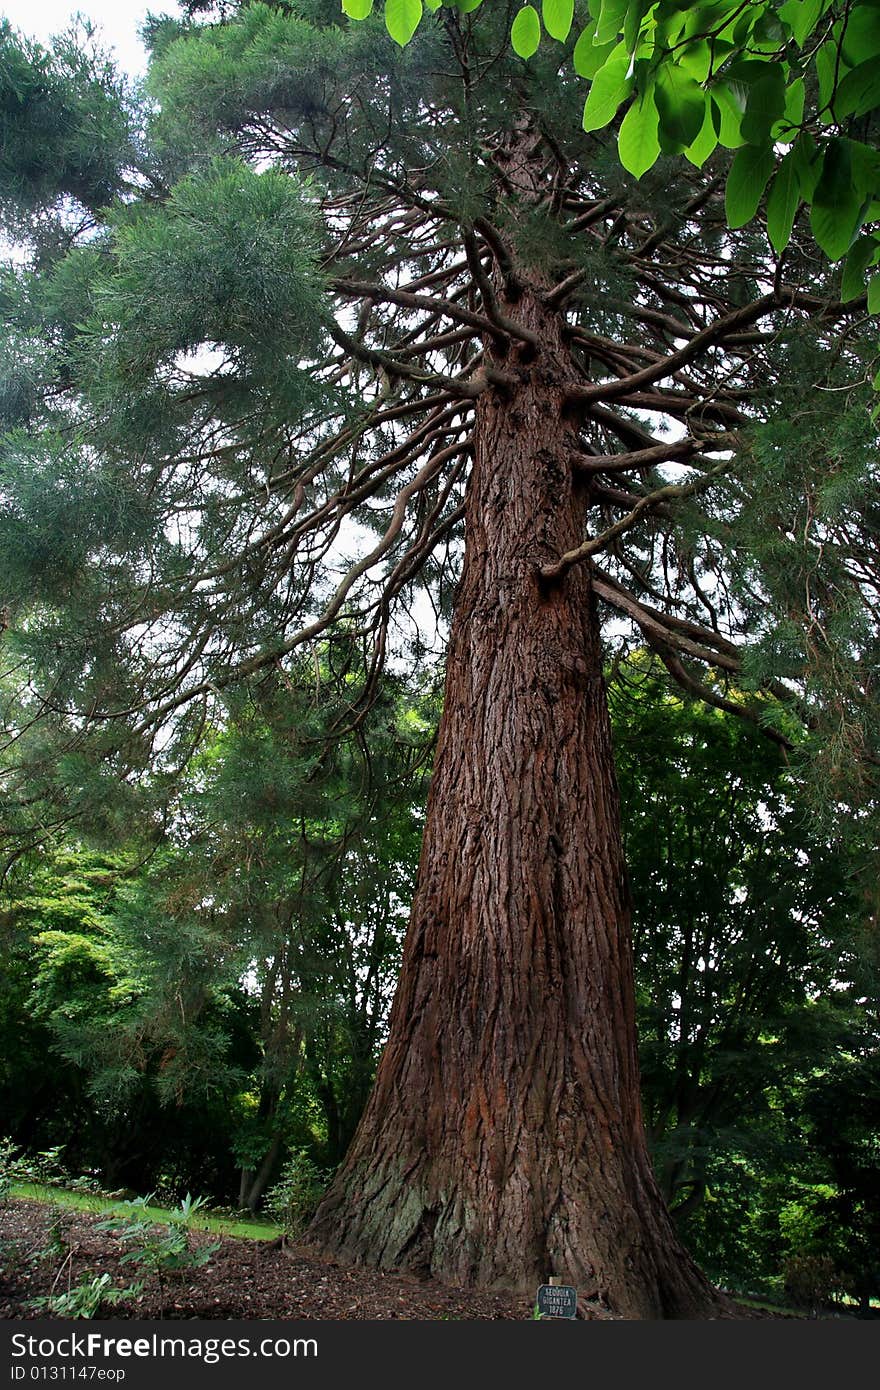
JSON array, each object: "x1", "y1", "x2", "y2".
[
  {"x1": 1, "y1": 1198, "x2": 799, "y2": 1321},
  {"x1": 1, "y1": 1198, "x2": 617, "y2": 1320}
]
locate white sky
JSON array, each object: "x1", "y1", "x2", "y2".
[{"x1": 2, "y1": 0, "x2": 182, "y2": 76}]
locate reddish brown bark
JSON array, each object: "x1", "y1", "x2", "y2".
[{"x1": 309, "y1": 279, "x2": 727, "y2": 1317}]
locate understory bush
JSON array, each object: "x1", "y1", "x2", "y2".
[
  {"x1": 97, "y1": 1193, "x2": 220, "y2": 1307},
  {"x1": 263, "y1": 1150, "x2": 330, "y2": 1238},
  {"x1": 0, "y1": 1138, "x2": 103, "y2": 1193}
]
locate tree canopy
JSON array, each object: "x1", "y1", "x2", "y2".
[
  {"x1": 350, "y1": 0, "x2": 880, "y2": 312},
  {"x1": 1, "y1": 0, "x2": 877, "y2": 797}
]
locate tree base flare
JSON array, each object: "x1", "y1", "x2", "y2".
[{"x1": 308, "y1": 1152, "x2": 730, "y2": 1319}]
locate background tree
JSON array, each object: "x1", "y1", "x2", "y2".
[
  {"x1": 611, "y1": 659, "x2": 879, "y2": 1309},
  {"x1": 613, "y1": 661, "x2": 861, "y2": 1217},
  {"x1": 152, "y1": 654, "x2": 430, "y2": 1204},
  {"x1": 0, "y1": 653, "x2": 432, "y2": 1200},
  {"x1": 798, "y1": 925, "x2": 880, "y2": 1313},
  {"x1": 0, "y1": 843, "x2": 254, "y2": 1193},
  {"x1": 1, "y1": 0, "x2": 878, "y2": 1315}
]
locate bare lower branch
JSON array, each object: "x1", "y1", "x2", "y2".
[{"x1": 543, "y1": 459, "x2": 735, "y2": 580}]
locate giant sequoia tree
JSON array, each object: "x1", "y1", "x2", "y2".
[{"x1": 1, "y1": 1, "x2": 878, "y2": 1316}]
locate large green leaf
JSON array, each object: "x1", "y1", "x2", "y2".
[
  {"x1": 595, "y1": 0, "x2": 629, "y2": 45},
  {"x1": 653, "y1": 1, "x2": 692, "y2": 48},
  {"x1": 839, "y1": 3, "x2": 880, "y2": 65},
  {"x1": 791, "y1": 131, "x2": 822, "y2": 200},
  {"x1": 511, "y1": 5, "x2": 542, "y2": 58},
  {"x1": 815, "y1": 39, "x2": 848, "y2": 119},
  {"x1": 385, "y1": 0, "x2": 422, "y2": 46},
  {"x1": 655, "y1": 64, "x2": 709, "y2": 151},
  {"x1": 773, "y1": 77, "x2": 805, "y2": 142},
  {"x1": 623, "y1": 0, "x2": 652, "y2": 52},
  {"x1": 845, "y1": 137, "x2": 880, "y2": 188},
  {"x1": 841, "y1": 234, "x2": 879, "y2": 302},
  {"x1": 778, "y1": 0, "x2": 824, "y2": 48},
  {"x1": 573, "y1": 23, "x2": 614, "y2": 78},
  {"x1": 684, "y1": 103, "x2": 719, "y2": 169},
  {"x1": 833, "y1": 59, "x2": 880, "y2": 119},
  {"x1": 678, "y1": 38, "x2": 712, "y2": 84},
  {"x1": 766, "y1": 148, "x2": 801, "y2": 253},
  {"x1": 750, "y1": 7, "x2": 788, "y2": 51},
  {"x1": 711, "y1": 83, "x2": 747, "y2": 150},
  {"x1": 725, "y1": 143, "x2": 776, "y2": 228},
  {"x1": 740, "y1": 68, "x2": 787, "y2": 144},
  {"x1": 811, "y1": 140, "x2": 865, "y2": 262},
  {"x1": 617, "y1": 88, "x2": 661, "y2": 178},
  {"x1": 582, "y1": 45, "x2": 632, "y2": 132},
  {"x1": 542, "y1": 0, "x2": 574, "y2": 42},
  {"x1": 342, "y1": 0, "x2": 373, "y2": 17},
  {"x1": 868, "y1": 271, "x2": 880, "y2": 315}
]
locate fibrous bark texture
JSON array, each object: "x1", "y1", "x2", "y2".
[{"x1": 309, "y1": 285, "x2": 726, "y2": 1319}]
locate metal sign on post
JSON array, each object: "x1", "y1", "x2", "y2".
[{"x1": 535, "y1": 1277, "x2": 578, "y2": 1319}]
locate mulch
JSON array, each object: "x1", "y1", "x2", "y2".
[
  {"x1": 1, "y1": 1198, "x2": 797, "y2": 1321},
  {"x1": 0, "y1": 1198, "x2": 613, "y2": 1320}
]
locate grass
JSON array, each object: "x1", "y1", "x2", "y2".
[
  {"x1": 735, "y1": 1292, "x2": 879, "y2": 1318},
  {"x1": 9, "y1": 1182, "x2": 282, "y2": 1241},
  {"x1": 735, "y1": 1294, "x2": 808, "y2": 1317}
]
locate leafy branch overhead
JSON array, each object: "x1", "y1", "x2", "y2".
[{"x1": 346, "y1": 0, "x2": 880, "y2": 308}]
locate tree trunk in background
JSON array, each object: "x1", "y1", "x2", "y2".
[
  {"x1": 309, "y1": 272, "x2": 727, "y2": 1317},
  {"x1": 242, "y1": 1131, "x2": 282, "y2": 1213}
]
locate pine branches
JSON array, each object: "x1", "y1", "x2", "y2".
[{"x1": 0, "y1": 2, "x2": 877, "y2": 798}]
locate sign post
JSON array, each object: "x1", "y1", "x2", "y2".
[{"x1": 535, "y1": 1277, "x2": 578, "y2": 1320}]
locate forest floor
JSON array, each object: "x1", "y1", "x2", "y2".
[
  {"x1": 0, "y1": 1197, "x2": 580, "y2": 1320},
  {"x1": 0, "y1": 1196, "x2": 801, "y2": 1321}
]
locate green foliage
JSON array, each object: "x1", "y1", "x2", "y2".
[
  {"x1": 347, "y1": 0, "x2": 880, "y2": 299},
  {"x1": 0, "y1": 19, "x2": 132, "y2": 233},
  {"x1": 726, "y1": 144, "x2": 776, "y2": 229},
  {"x1": 28, "y1": 1271, "x2": 142, "y2": 1319},
  {"x1": 0, "y1": 844, "x2": 257, "y2": 1197},
  {"x1": 98, "y1": 1193, "x2": 221, "y2": 1287},
  {"x1": 612, "y1": 659, "x2": 876, "y2": 1297},
  {"x1": 0, "y1": 0, "x2": 877, "y2": 1301},
  {"x1": 0, "y1": 436, "x2": 168, "y2": 673},
  {"x1": 798, "y1": 965, "x2": 880, "y2": 1306},
  {"x1": 0, "y1": 651, "x2": 432, "y2": 1199},
  {"x1": 175, "y1": 661, "x2": 431, "y2": 1169},
  {"x1": 0, "y1": 1138, "x2": 17, "y2": 1202},
  {"x1": 35, "y1": 1211, "x2": 74, "y2": 1262},
  {"x1": 263, "y1": 1149, "x2": 330, "y2": 1236},
  {"x1": 0, "y1": 1140, "x2": 97, "y2": 1193},
  {"x1": 782, "y1": 1254, "x2": 839, "y2": 1315},
  {"x1": 511, "y1": 6, "x2": 542, "y2": 58},
  {"x1": 543, "y1": 0, "x2": 574, "y2": 44},
  {"x1": 148, "y1": 3, "x2": 361, "y2": 143},
  {"x1": 766, "y1": 146, "x2": 801, "y2": 252},
  {"x1": 617, "y1": 90, "x2": 660, "y2": 177},
  {"x1": 385, "y1": 0, "x2": 424, "y2": 46},
  {"x1": 721, "y1": 367, "x2": 880, "y2": 823},
  {"x1": 96, "y1": 159, "x2": 326, "y2": 377}
]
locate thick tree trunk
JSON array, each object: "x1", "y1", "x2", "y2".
[{"x1": 309, "y1": 270, "x2": 727, "y2": 1318}]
